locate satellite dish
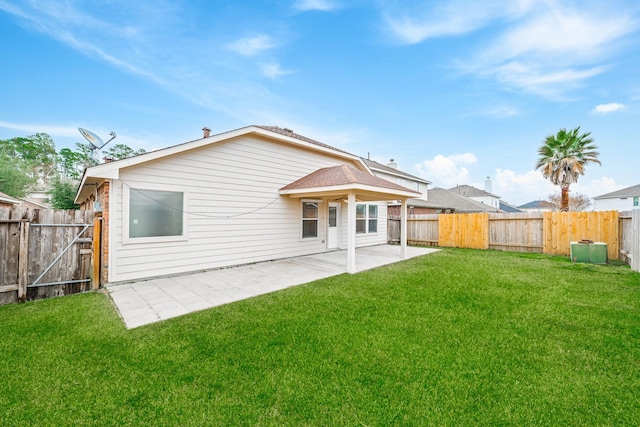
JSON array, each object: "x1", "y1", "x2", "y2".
[{"x1": 78, "y1": 127, "x2": 117, "y2": 150}]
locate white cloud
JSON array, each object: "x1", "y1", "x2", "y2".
[
  {"x1": 593, "y1": 102, "x2": 625, "y2": 114},
  {"x1": 0, "y1": 120, "x2": 80, "y2": 138},
  {"x1": 226, "y1": 34, "x2": 278, "y2": 56},
  {"x1": 490, "y1": 169, "x2": 623, "y2": 206},
  {"x1": 382, "y1": 0, "x2": 534, "y2": 44},
  {"x1": 293, "y1": 0, "x2": 340, "y2": 12},
  {"x1": 492, "y1": 168, "x2": 556, "y2": 205},
  {"x1": 260, "y1": 62, "x2": 295, "y2": 80},
  {"x1": 414, "y1": 153, "x2": 477, "y2": 188},
  {"x1": 475, "y1": 4, "x2": 637, "y2": 96},
  {"x1": 384, "y1": 1, "x2": 639, "y2": 97}
]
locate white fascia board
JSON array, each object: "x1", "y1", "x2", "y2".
[{"x1": 279, "y1": 183, "x2": 420, "y2": 199}]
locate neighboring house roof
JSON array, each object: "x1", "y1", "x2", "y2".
[
  {"x1": 518, "y1": 200, "x2": 555, "y2": 210},
  {"x1": 427, "y1": 187, "x2": 499, "y2": 212},
  {"x1": 279, "y1": 164, "x2": 420, "y2": 200},
  {"x1": 593, "y1": 184, "x2": 640, "y2": 199},
  {"x1": 361, "y1": 158, "x2": 431, "y2": 185},
  {"x1": 449, "y1": 184, "x2": 500, "y2": 199},
  {"x1": 75, "y1": 125, "x2": 367, "y2": 203},
  {"x1": 0, "y1": 191, "x2": 20, "y2": 205},
  {"x1": 499, "y1": 201, "x2": 523, "y2": 213}
]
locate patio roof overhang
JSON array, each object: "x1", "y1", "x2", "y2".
[
  {"x1": 279, "y1": 164, "x2": 418, "y2": 273},
  {"x1": 278, "y1": 164, "x2": 421, "y2": 201},
  {"x1": 278, "y1": 183, "x2": 418, "y2": 201}
]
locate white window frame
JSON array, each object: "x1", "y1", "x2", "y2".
[
  {"x1": 123, "y1": 184, "x2": 189, "y2": 245},
  {"x1": 356, "y1": 203, "x2": 378, "y2": 234},
  {"x1": 301, "y1": 199, "x2": 322, "y2": 239}
]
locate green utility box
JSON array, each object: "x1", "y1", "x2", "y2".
[
  {"x1": 570, "y1": 242, "x2": 591, "y2": 263},
  {"x1": 570, "y1": 241, "x2": 608, "y2": 264},
  {"x1": 589, "y1": 242, "x2": 608, "y2": 264}
]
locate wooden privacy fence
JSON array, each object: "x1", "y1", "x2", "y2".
[
  {"x1": 389, "y1": 210, "x2": 627, "y2": 263},
  {"x1": 619, "y1": 210, "x2": 640, "y2": 272},
  {"x1": 0, "y1": 208, "x2": 99, "y2": 305}
]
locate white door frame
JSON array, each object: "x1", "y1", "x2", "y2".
[{"x1": 327, "y1": 202, "x2": 340, "y2": 250}]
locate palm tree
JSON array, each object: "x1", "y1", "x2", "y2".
[{"x1": 535, "y1": 127, "x2": 600, "y2": 212}]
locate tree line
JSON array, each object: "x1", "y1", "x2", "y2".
[{"x1": 0, "y1": 133, "x2": 145, "y2": 209}]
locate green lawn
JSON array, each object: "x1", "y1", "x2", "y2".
[{"x1": 1, "y1": 249, "x2": 639, "y2": 426}]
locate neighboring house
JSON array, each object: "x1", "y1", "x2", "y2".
[
  {"x1": 426, "y1": 187, "x2": 499, "y2": 213},
  {"x1": 75, "y1": 125, "x2": 420, "y2": 284},
  {"x1": 361, "y1": 158, "x2": 434, "y2": 215},
  {"x1": 518, "y1": 200, "x2": 555, "y2": 212},
  {"x1": 499, "y1": 201, "x2": 523, "y2": 213},
  {"x1": 0, "y1": 191, "x2": 48, "y2": 209},
  {"x1": 593, "y1": 184, "x2": 640, "y2": 211},
  {"x1": 0, "y1": 191, "x2": 20, "y2": 209},
  {"x1": 449, "y1": 178, "x2": 501, "y2": 210}
]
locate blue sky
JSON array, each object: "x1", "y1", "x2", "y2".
[{"x1": 1, "y1": 0, "x2": 638, "y2": 206}]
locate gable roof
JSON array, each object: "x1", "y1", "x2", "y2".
[
  {"x1": 279, "y1": 164, "x2": 421, "y2": 200},
  {"x1": 449, "y1": 184, "x2": 500, "y2": 199},
  {"x1": 593, "y1": 184, "x2": 640, "y2": 199},
  {"x1": 427, "y1": 187, "x2": 499, "y2": 212},
  {"x1": 499, "y1": 201, "x2": 523, "y2": 213},
  {"x1": 518, "y1": 200, "x2": 555, "y2": 209},
  {"x1": 76, "y1": 125, "x2": 367, "y2": 203},
  {"x1": 0, "y1": 191, "x2": 20, "y2": 205},
  {"x1": 361, "y1": 158, "x2": 431, "y2": 185}
]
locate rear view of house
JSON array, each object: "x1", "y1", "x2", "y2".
[{"x1": 75, "y1": 125, "x2": 420, "y2": 284}]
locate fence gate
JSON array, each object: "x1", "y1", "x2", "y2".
[{"x1": 0, "y1": 208, "x2": 97, "y2": 305}]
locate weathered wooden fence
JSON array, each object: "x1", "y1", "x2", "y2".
[
  {"x1": 389, "y1": 211, "x2": 634, "y2": 267},
  {"x1": 0, "y1": 208, "x2": 98, "y2": 305},
  {"x1": 619, "y1": 210, "x2": 640, "y2": 272}
]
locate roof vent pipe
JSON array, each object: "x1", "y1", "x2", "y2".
[{"x1": 202, "y1": 127, "x2": 211, "y2": 138}]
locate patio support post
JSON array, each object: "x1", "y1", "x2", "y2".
[
  {"x1": 400, "y1": 198, "x2": 408, "y2": 259},
  {"x1": 347, "y1": 192, "x2": 356, "y2": 273}
]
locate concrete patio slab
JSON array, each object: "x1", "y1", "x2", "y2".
[{"x1": 107, "y1": 245, "x2": 439, "y2": 329}]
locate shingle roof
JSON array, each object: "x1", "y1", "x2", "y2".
[
  {"x1": 427, "y1": 187, "x2": 499, "y2": 212},
  {"x1": 0, "y1": 191, "x2": 20, "y2": 204},
  {"x1": 449, "y1": 184, "x2": 500, "y2": 199},
  {"x1": 518, "y1": 200, "x2": 555, "y2": 209},
  {"x1": 499, "y1": 201, "x2": 523, "y2": 212},
  {"x1": 256, "y1": 126, "x2": 355, "y2": 156},
  {"x1": 280, "y1": 164, "x2": 420, "y2": 194},
  {"x1": 361, "y1": 158, "x2": 431, "y2": 185},
  {"x1": 593, "y1": 184, "x2": 640, "y2": 199}
]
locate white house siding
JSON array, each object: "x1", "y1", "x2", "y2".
[
  {"x1": 107, "y1": 135, "x2": 384, "y2": 282},
  {"x1": 374, "y1": 170, "x2": 427, "y2": 199},
  {"x1": 469, "y1": 195, "x2": 500, "y2": 209},
  {"x1": 593, "y1": 197, "x2": 638, "y2": 212}
]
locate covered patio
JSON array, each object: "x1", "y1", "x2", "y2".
[{"x1": 279, "y1": 164, "x2": 421, "y2": 273}]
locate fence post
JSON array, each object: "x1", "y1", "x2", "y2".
[
  {"x1": 91, "y1": 216, "x2": 102, "y2": 291},
  {"x1": 17, "y1": 221, "x2": 30, "y2": 302},
  {"x1": 632, "y1": 210, "x2": 640, "y2": 273}
]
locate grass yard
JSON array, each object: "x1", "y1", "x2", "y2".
[{"x1": 1, "y1": 248, "x2": 639, "y2": 426}]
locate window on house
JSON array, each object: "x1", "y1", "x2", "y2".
[
  {"x1": 302, "y1": 201, "x2": 319, "y2": 238},
  {"x1": 634, "y1": 196, "x2": 639, "y2": 207},
  {"x1": 356, "y1": 203, "x2": 378, "y2": 234},
  {"x1": 129, "y1": 189, "x2": 184, "y2": 238},
  {"x1": 369, "y1": 205, "x2": 378, "y2": 232}
]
